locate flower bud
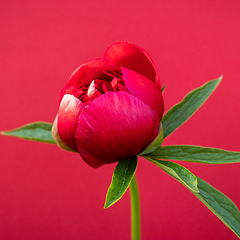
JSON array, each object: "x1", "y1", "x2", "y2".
[{"x1": 52, "y1": 42, "x2": 164, "y2": 167}]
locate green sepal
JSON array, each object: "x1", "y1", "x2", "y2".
[
  {"x1": 193, "y1": 177, "x2": 240, "y2": 238},
  {"x1": 104, "y1": 156, "x2": 138, "y2": 209},
  {"x1": 149, "y1": 145, "x2": 240, "y2": 164},
  {"x1": 162, "y1": 76, "x2": 222, "y2": 138},
  {"x1": 144, "y1": 157, "x2": 199, "y2": 193},
  {"x1": 140, "y1": 123, "x2": 163, "y2": 155},
  {"x1": 1, "y1": 122, "x2": 55, "y2": 144}
]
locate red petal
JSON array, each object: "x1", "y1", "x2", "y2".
[
  {"x1": 104, "y1": 42, "x2": 160, "y2": 88},
  {"x1": 57, "y1": 94, "x2": 86, "y2": 151},
  {"x1": 75, "y1": 91, "x2": 159, "y2": 168},
  {"x1": 52, "y1": 115, "x2": 78, "y2": 152},
  {"x1": 60, "y1": 59, "x2": 112, "y2": 101},
  {"x1": 122, "y1": 68, "x2": 164, "y2": 121}
]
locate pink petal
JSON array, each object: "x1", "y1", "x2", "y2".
[
  {"x1": 122, "y1": 68, "x2": 164, "y2": 121},
  {"x1": 81, "y1": 80, "x2": 102, "y2": 102},
  {"x1": 57, "y1": 94, "x2": 86, "y2": 151},
  {"x1": 75, "y1": 91, "x2": 159, "y2": 168},
  {"x1": 104, "y1": 42, "x2": 160, "y2": 88}
]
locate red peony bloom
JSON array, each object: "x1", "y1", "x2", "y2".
[{"x1": 52, "y1": 42, "x2": 164, "y2": 167}]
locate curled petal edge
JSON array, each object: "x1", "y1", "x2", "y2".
[
  {"x1": 52, "y1": 115, "x2": 77, "y2": 152},
  {"x1": 57, "y1": 94, "x2": 86, "y2": 152},
  {"x1": 104, "y1": 41, "x2": 160, "y2": 88}
]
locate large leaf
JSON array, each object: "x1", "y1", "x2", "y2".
[
  {"x1": 146, "y1": 155, "x2": 240, "y2": 238},
  {"x1": 145, "y1": 157, "x2": 199, "y2": 193},
  {"x1": 1, "y1": 122, "x2": 55, "y2": 144},
  {"x1": 104, "y1": 156, "x2": 138, "y2": 209},
  {"x1": 162, "y1": 77, "x2": 222, "y2": 138},
  {"x1": 149, "y1": 145, "x2": 240, "y2": 164},
  {"x1": 193, "y1": 177, "x2": 240, "y2": 238}
]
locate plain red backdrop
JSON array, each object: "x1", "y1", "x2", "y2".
[{"x1": 0, "y1": 0, "x2": 240, "y2": 239}]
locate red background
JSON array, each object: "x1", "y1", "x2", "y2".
[{"x1": 0, "y1": 1, "x2": 240, "y2": 239}]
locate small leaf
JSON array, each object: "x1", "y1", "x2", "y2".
[
  {"x1": 140, "y1": 123, "x2": 163, "y2": 155},
  {"x1": 1, "y1": 122, "x2": 55, "y2": 144},
  {"x1": 145, "y1": 157, "x2": 199, "y2": 193},
  {"x1": 193, "y1": 177, "x2": 240, "y2": 238},
  {"x1": 161, "y1": 84, "x2": 166, "y2": 93},
  {"x1": 162, "y1": 77, "x2": 222, "y2": 138},
  {"x1": 104, "y1": 156, "x2": 138, "y2": 209},
  {"x1": 150, "y1": 145, "x2": 240, "y2": 164}
]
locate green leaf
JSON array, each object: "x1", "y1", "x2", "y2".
[
  {"x1": 145, "y1": 157, "x2": 199, "y2": 192},
  {"x1": 193, "y1": 177, "x2": 240, "y2": 238},
  {"x1": 161, "y1": 84, "x2": 166, "y2": 93},
  {"x1": 104, "y1": 156, "x2": 138, "y2": 209},
  {"x1": 140, "y1": 123, "x2": 163, "y2": 155},
  {"x1": 1, "y1": 122, "x2": 55, "y2": 144},
  {"x1": 162, "y1": 77, "x2": 222, "y2": 138},
  {"x1": 146, "y1": 155, "x2": 240, "y2": 238},
  {"x1": 149, "y1": 145, "x2": 240, "y2": 164}
]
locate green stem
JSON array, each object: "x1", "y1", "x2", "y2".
[{"x1": 129, "y1": 175, "x2": 141, "y2": 240}]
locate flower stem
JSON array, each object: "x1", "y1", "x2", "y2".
[{"x1": 129, "y1": 175, "x2": 141, "y2": 240}]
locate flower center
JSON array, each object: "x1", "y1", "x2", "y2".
[{"x1": 81, "y1": 76, "x2": 128, "y2": 103}]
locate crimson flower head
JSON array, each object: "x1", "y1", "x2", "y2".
[{"x1": 52, "y1": 42, "x2": 164, "y2": 168}]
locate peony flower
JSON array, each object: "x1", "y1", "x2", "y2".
[{"x1": 52, "y1": 42, "x2": 164, "y2": 167}]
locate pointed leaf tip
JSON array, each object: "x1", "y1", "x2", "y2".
[
  {"x1": 161, "y1": 84, "x2": 166, "y2": 93},
  {"x1": 1, "y1": 122, "x2": 55, "y2": 144},
  {"x1": 150, "y1": 145, "x2": 240, "y2": 164},
  {"x1": 162, "y1": 76, "x2": 222, "y2": 139},
  {"x1": 193, "y1": 177, "x2": 240, "y2": 238}
]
